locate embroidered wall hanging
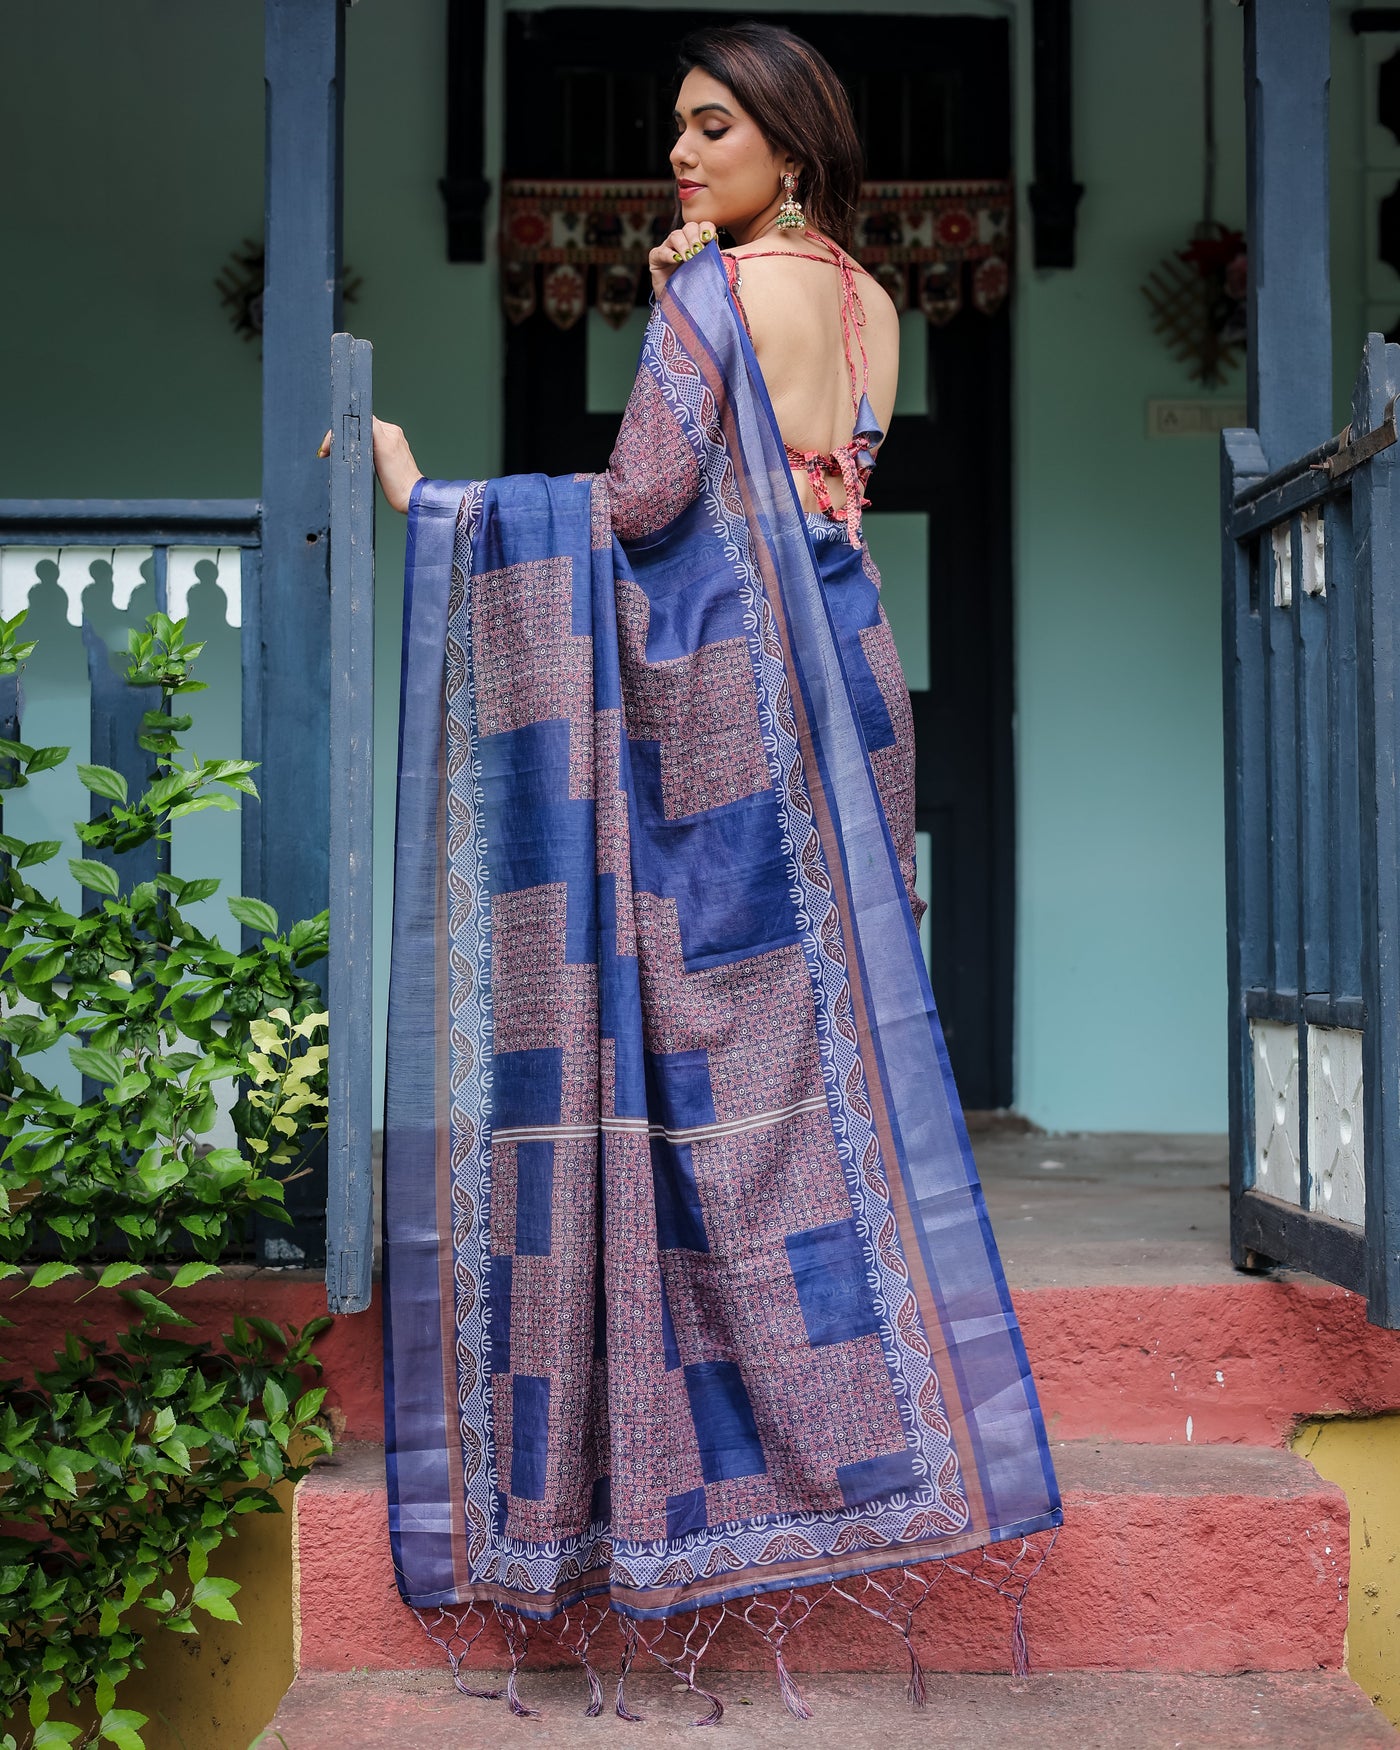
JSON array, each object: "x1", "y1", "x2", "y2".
[{"x1": 500, "y1": 180, "x2": 1015, "y2": 330}]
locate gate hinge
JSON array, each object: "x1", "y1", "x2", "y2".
[{"x1": 1312, "y1": 395, "x2": 1400, "y2": 481}]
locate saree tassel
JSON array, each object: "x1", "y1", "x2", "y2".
[
  {"x1": 685, "y1": 1678, "x2": 726, "y2": 1728},
  {"x1": 499, "y1": 1609, "x2": 540, "y2": 1719},
  {"x1": 903, "y1": 1634, "x2": 928, "y2": 1708},
  {"x1": 1011, "y1": 1600, "x2": 1030, "y2": 1679},
  {"x1": 449, "y1": 1669, "x2": 504, "y2": 1703},
  {"x1": 412, "y1": 1605, "x2": 502, "y2": 1702},
  {"x1": 773, "y1": 1648, "x2": 813, "y2": 1721},
  {"x1": 616, "y1": 1617, "x2": 644, "y2": 1723},
  {"x1": 580, "y1": 1655, "x2": 604, "y2": 1718}
]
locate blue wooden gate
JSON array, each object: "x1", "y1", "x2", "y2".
[
  {"x1": 1223, "y1": 337, "x2": 1400, "y2": 1329},
  {"x1": 1224, "y1": 0, "x2": 1400, "y2": 1328}
]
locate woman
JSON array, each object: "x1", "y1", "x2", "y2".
[{"x1": 368, "y1": 22, "x2": 1059, "y2": 1721}]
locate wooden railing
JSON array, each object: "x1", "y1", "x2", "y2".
[{"x1": 1222, "y1": 334, "x2": 1400, "y2": 1328}]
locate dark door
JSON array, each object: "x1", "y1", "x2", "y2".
[{"x1": 503, "y1": 11, "x2": 1014, "y2": 1109}]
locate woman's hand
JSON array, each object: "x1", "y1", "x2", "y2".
[
  {"x1": 316, "y1": 416, "x2": 423, "y2": 515},
  {"x1": 648, "y1": 221, "x2": 716, "y2": 298}
]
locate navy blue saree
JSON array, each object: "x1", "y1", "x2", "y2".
[{"x1": 382, "y1": 245, "x2": 1059, "y2": 1714}]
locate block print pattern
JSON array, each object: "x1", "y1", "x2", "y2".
[
  {"x1": 858, "y1": 609, "x2": 924, "y2": 927},
  {"x1": 617, "y1": 576, "x2": 770, "y2": 819},
  {"x1": 633, "y1": 893, "x2": 826, "y2": 1124},
  {"x1": 421, "y1": 293, "x2": 990, "y2": 1620},
  {"x1": 473, "y1": 554, "x2": 593, "y2": 800},
  {"x1": 492, "y1": 883, "x2": 598, "y2": 1122},
  {"x1": 605, "y1": 366, "x2": 703, "y2": 541}
]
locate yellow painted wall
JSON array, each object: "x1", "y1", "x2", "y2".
[
  {"x1": 1293, "y1": 1416, "x2": 1400, "y2": 1727},
  {"x1": 5, "y1": 1485, "x2": 296, "y2": 1750}
]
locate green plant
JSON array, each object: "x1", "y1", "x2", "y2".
[
  {"x1": 0, "y1": 1312, "x2": 331, "y2": 1750},
  {"x1": 0, "y1": 611, "x2": 334, "y2": 1748},
  {"x1": 0, "y1": 611, "x2": 329, "y2": 1272}
]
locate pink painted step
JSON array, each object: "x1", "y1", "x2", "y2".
[
  {"x1": 13, "y1": 1274, "x2": 1400, "y2": 1449},
  {"x1": 292, "y1": 1441, "x2": 1348, "y2": 1679},
  {"x1": 268, "y1": 1668, "x2": 1400, "y2": 1750},
  {"x1": 16, "y1": 1272, "x2": 1398, "y2": 1448},
  {"x1": 1018, "y1": 1278, "x2": 1400, "y2": 1446}
]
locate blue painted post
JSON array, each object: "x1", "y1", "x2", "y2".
[
  {"x1": 1351, "y1": 333, "x2": 1400, "y2": 1329},
  {"x1": 255, "y1": 0, "x2": 342, "y2": 930},
  {"x1": 327, "y1": 334, "x2": 375, "y2": 1316},
  {"x1": 1221, "y1": 428, "x2": 1269, "y2": 1269},
  {"x1": 254, "y1": 0, "x2": 345, "y2": 1266},
  {"x1": 1244, "y1": 0, "x2": 1332, "y2": 468}
]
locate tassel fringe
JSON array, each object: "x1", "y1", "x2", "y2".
[
  {"x1": 616, "y1": 1617, "x2": 644, "y2": 1722},
  {"x1": 409, "y1": 1528, "x2": 1059, "y2": 1719},
  {"x1": 903, "y1": 1635, "x2": 927, "y2": 1708},
  {"x1": 500, "y1": 1609, "x2": 541, "y2": 1718},
  {"x1": 774, "y1": 1648, "x2": 813, "y2": 1720},
  {"x1": 1011, "y1": 1601, "x2": 1030, "y2": 1679}
]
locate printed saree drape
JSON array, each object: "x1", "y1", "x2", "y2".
[{"x1": 382, "y1": 245, "x2": 1059, "y2": 1705}]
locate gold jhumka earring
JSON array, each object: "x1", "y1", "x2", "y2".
[{"x1": 776, "y1": 172, "x2": 805, "y2": 230}]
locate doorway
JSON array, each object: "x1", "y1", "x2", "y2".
[{"x1": 502, "y1": 9, "x2": 1014, "y2": 1109}]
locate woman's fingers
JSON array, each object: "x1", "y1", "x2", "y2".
[
  {"x1": 648, "y1": 223, "x2": 717, "y2": 293},
  {"x1": 316, "y1": 428, "x2": 332, "y2": 458},
  {"x1": 664, "y1": 222, "x2": 715, "y2": 263}
]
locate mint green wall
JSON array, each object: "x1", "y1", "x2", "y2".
[
  {"x1": 1011, "y1": 0, "x2": 1242, "y2": 1131},
  {"x1": 1, "y1": 0, "x2": 1365, "y2": 1132}
]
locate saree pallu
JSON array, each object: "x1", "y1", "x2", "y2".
[{"x1": 383, "y1": 245, "x2": 1059, "y2": 1707}]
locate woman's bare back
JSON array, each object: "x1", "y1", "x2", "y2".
[{"x1": 723, "y1": 242, "x2": 899, "y2": 516}]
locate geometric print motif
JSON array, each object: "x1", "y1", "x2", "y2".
[
  {"x1": 431, "y1": 295, "x2": 983, "y2": 1621},
  {"x1": 858, "y1": 608, "x2": 924, "y2": 927},
  {"x1": 473, "y1": 553, "x2": 593, "y2": 800},
  {"x1": 616, "y1": 577, "x2": 770, "y2": 819}
]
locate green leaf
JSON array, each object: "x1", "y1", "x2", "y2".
[
  {"x1": 229, "y1": 896, "x2": 279, "y2": 936},
  {"x1": 43, "y1": 1447, "x2": 76, "y2": 1495},
  {"x1": 68, "y1": 858, "x2": 120, "y2": 897},
  {"x1": 145, "y1": 772, "x2": 194, "y2": 812},
  {"x1": 178, "y1": 877, "x2": 221, "y2": 904},
  {"x1": 262, "y1": 1378, "x2": 289, "y2": 1422},
  {"x1": 171, "y1": 1262, "x2": 221, "y2": 1289},
  {"x1": 25, "y1": 744, "x2": 69, "y2": 773},
  {"x1": 293, "y1": 1387, "x2": 328, "y2": 1424},
  {"x1": 191, "y1": 1574, "x2": 241, "y2": 1623},
  {"x1": 137, "y1": 1147, "x2": 188, "y2": 1196},
  {"x1": 177, "y1": 988, "x2": 223, "y2": 1023},
  {"x1": 98, "y1": 1709, "x2": 149, "y2": 1750},
  {"x1": 30, "y1": 1261, "x2": 82, "y2": 1289},
  {"x1": 119, "y1": 1288, "x2": 194, "y2": 1327},
  {"x1": 77, "y1": 763, "x2": 129, "y2": 803},
  {"x1": 97, "y1": 1262, "x2": 148, "y2": 1289},
  {"x1": 70, "y1": 1045, "x2": 122, "y2": 1085},
  {"x1": 31, "y1": 1725, "x2": 82, "y2": 1748},
  {"x1": 16, "y1": 838, "x2": 61, "y2": 868},
  {"x1": 170, "y1": 794, "x2": 240, "y2": 820}
]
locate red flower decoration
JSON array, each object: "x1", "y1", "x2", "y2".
[
  {"x1": 1177, "y1": 226, "x2": 1245, "y2": 275},
  {"x1": 509, "y1": 211, "x2": 550, "y2": 249},
  {"x1": 936, "y1": 209, "x2": 975, "y2": 246}
]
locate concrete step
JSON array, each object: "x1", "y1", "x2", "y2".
[
  {"x1": 21, "y1": 1268, "x2": 1392, "y2": 1451},
  {"x1": 266, "y1": 1668, "x2": 1400, "y2": 1749},
  {"x1": 292, "y1": 1441, "x2": 1348, "y2": 1678},
  {"x1": 1018, "y1": 1277, "x2": 1400, "y2": 1445}
]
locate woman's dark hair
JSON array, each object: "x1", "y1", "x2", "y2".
[{"x1": 676, "y1": 21, "x2": 863, "y2": 253}]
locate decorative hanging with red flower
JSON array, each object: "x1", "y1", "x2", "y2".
[
  {"x1": 499, "y1": 179, "x2": 1015, "y2": 330},
  {"x1": 1142, "y1": 222, "x2": 1247, "y2": 386}
]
